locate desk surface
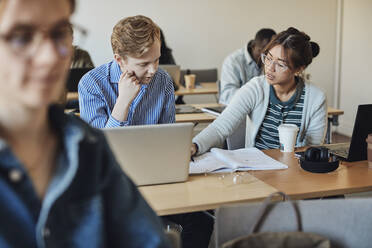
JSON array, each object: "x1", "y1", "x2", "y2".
[
  {"x1": 252, "y1": 149, "x2": 372, "y2": 199},
  {"x1": 176, "y1": 104, "x2": 344, "y2": 123},
  {"x1": 139, "y1": 173, "x2": 277, "y2": 216},
  {"x1": 327, "y1": 107, "x2": 344, "y2": 116},
  {"x1": 66, "y1": 82, "x2": 218, "y2": 101},
  {"x1": 67, "y1": 92, "x2": 78, "y2": 102},
  {"x1": 175, "y1": 82, "x2": 218, "y2": 96},
  {"x1": 139, "y1": 149, "x2": 372, "y2": 215}
]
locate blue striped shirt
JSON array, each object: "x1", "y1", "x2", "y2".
[
  {"x1": 255, "y1": 81, "x2": 305, "y2": 150},
  {"x1": 78, "y1": 60, "x2": 175, "y2": 128}
]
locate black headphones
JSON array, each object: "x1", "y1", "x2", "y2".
[{"x1": 299, "y1": 147, "x2": 339, "y2": 173}]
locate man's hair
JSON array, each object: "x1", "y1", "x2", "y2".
[
  {"x1": 254, "y1": 28, "x2": 276, "y2": 44},
  {"x1": 111, "y1": 15, "x2": 161, "y2": 58},
  {"x1": 69, "y1": 0, "x2": 75, "y2": 13}
]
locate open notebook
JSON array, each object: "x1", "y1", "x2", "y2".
[{"x1": 190, "y1": 148, "x2": 288, "y2": 174}]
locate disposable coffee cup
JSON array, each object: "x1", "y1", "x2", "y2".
[
  {"x1": 184, "y1": 74, "x2": 196, "y2": 89},
  {"x1": 278, "y1": 124, "x2": 299, "y2": 152}
]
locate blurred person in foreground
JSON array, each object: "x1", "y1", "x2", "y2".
[{"x1": 0, "y1": 0, "x2": 170, "y2": 247}]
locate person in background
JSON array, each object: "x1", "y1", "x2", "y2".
[
  {"x1": 159, "y1": 29, "x2": 176, "y2": 65},
  {"x1": 159, "y1": 28, "x2": 186, "y2": 103},
  {"x1": 78, "y1": 15, "x2": 175, "y2": 128},
  {"x1": 159, "y1": 29, "x2": 179, "y2": 91},
  {"x1": 71, "y1": 45, "x2": 94, "y2": 68},
  {"x1": 0, "y1": 0, "x2": 170, "y2": 247},
  {"x1": 62, "y1": 46, "x2": 94, "y2": 109},
  {"x1": 219, "y1": 28, "x2": 276, "y2": 104},
  {"x1": 78, "y1": 15, "x2": 213, "y2": 248},
  {"x1": 192, "y1": 27, "x2": 326, "y2": 156}
]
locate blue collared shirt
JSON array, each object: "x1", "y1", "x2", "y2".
[
  {"x1": 78, "y1": 60, "x2": 175, "y2": 128},
  {"x1": 0, "y1": 106, "x2": 170, "y2": 248}
]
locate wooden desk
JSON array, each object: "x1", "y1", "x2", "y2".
[
  {"x1": 67, "y1": 92, "x2": 78, "y2": 101},
  {"x1": 327, "y1": 107, "x2": 344, "y2": 116},
  {"x1": 176, "y1": 104, "x2": 344, "y2": 137},
  {"x1": 251, "y1": 149, "x2": 372, "y2": 199},
  {"x1": 139, "y1": 173, "x2": 277, "y2": 216},
  {"x1": 175, "y1": 82, "x2": 218, "y2": 96},
  {"x1": 175, "y1": 103, "x2": 221, "y2": 123},
  {"x1": 140, "y1": 149, "x2": 372, "y2": 216},
  {"x1": 67, "y1": 82, "x2": 218, "y2": 101}
]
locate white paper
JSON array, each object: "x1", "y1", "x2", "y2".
[
  {"x1": 189, "y1": 152, "x2": 228, "y2": 174},
  {"x1": 189, "y1": 147, "x2": 288, "y2": 174},
  {"x1": 200, "y1": 108, "x2": 221, "y2": 116}
]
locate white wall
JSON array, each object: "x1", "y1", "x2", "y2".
[
  {"x1": 73, "y1": 0, "x2": 337, "y2": 104},
  {"x1": 337, "y1": 0, "x2": 372, "y2": 136}
]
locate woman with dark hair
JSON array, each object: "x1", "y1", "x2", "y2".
[
  {"x1": 192, "y1": 27, "x2": 326, "y2": 155},
  {"x1": 159, "y1": 29, "x2": 176, "y2": 65},
  {"x1": 159, "y1": 28, "x2": 185, "y2": 103},
  {"x1": 0, "y1": 0, "x2": 169, "y2": 247}
]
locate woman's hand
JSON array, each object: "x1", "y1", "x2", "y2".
[{"x1": 191, "y1": 143, "x2": 198, "y2": 157}]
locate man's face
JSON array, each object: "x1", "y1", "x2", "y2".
[
  {"x1": 118, "y1": 40, "x2": 161, "y2": 84},
  {"x1": 0, "y1": 0, "x2": 73, "y2": 109}
]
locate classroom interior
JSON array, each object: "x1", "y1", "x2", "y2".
[
  {"x1": 72, "y1": 0, "x2": 372, "y2": 139},
  {"x1": 7, "y1": 0, "x2": 370, "y2": 247},
  {"x1": 65, "y1": 0, "x2": 372, "y2": 208}
]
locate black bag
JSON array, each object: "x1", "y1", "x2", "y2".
[{"x1": 222, "y1": 192, "x2": 330, "y2": 248}]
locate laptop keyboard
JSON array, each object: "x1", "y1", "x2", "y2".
[
  {"x1": 330, "y1": 148, "x2": 349, "y2": 158},
  {"x1": 325, "y1": 143, "x2": 350, "y2": 159}
]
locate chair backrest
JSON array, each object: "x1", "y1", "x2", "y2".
[
  {"x1": 216, "y1": 198, "x2": 372, "y2": 248},
  {"x1": 226, "y1": 117, "x2": 246, "y2": 150},
  {"x1": 180, "y1": 68, "x2": 218, "y2": 86},
  {"x1": 66, "y1": 67, "x2": 93, "y2": 92}
]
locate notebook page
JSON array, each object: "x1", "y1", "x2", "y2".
[
  {"x1": 189, "y1": 152, "x2": 229, "y2": 174},
  {"x1": 211, "y1": 148, "x2": 288, "y2": 170}
]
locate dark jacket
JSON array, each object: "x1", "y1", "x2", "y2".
[{"x1": 0, "y1": 105, "x2": 170, "y2": 248}]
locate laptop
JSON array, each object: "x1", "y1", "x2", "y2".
[
  {"x1": 176, "y1": 105, "x2": 203, "y2": 114},
  {"x1": 329, "y1": 104, "x2": 372, "y2": 162},
  {"x1": 103, "y1": 123, "x2": 193, "y2": 186},
  {"x1": 159, "y1": 64, "x2": 181, "y2": 86}
]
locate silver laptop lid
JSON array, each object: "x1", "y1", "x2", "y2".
[
  {"x1": 103, "y1": 123, "x2": 193, "y2": 186},
  {"x1": 159, "y1": 65, "x2": 181, "y2": 86}
]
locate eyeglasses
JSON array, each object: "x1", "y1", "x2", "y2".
[
  {"x1": 0, "y1": 22, "x2": 74, "y2": 59},
  {"x1": 261, "y1": 53, "x2": 289, "y2": 72}
]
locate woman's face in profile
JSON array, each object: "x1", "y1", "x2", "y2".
[{"x1": 0, "y1": 0, "x2": 73, "y2": 109}]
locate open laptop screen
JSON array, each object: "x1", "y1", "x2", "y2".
[{"x1": 347, "y1": 104, "x2": 372, "y2": 161}]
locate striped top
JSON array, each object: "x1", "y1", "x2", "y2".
[
  {"x1": 255, "y1": 81, "x2": 305, "y2": 150},
  {"x1": 78, "y1": 60, "x2": 175, "y2": 128}
]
